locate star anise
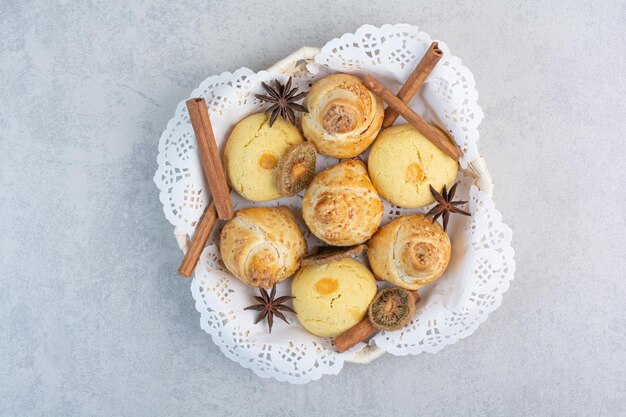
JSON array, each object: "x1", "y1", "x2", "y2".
[
  {"x1": 427, "y1": 182, "x2": 471, "y2": 232},
  {"x1": 255, "y1": 77, "x2": 308, "y2": 127},
  {"x1": 244, "y1": 285, "x2": 295, "y2": 333}
]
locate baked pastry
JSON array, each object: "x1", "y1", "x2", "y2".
[
  {"x1": 224, "y1": 112, "x2": 304, "y2": 201},
  {"x1": 219, "y1": 206, "x2": 307, "y2": 288},
  {"x1": 301, "y1": 73, "x2": 384, "y2": 158},
  {"x1": 291, "y1": 258, "x2": 377, "y2": 338},
  {"x1": 302, "y1": 160, "x2": 383, "y2": 246},
  {"x1": 368, "y1": 124, "x2": 458, "y2": 208},
  {"x1": 367, "y1": 214, "x2": 451, "y2": 290}
]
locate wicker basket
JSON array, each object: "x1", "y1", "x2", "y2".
[{"x1": 176, "y1": 47, "x2": 495, "y2": 364}]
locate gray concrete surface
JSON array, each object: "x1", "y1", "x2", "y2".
[{"x1": 1, "y1": 1, "x2": 625, "y2": 416}]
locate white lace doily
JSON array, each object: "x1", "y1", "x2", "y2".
[{"x1": 154, "y1": 24, "x2": 515, "y2": 384}]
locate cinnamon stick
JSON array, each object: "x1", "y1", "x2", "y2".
[
  {"x1": 362, "y1": 75, "x2": 462, "y2": 160},
  {"x1": 186, "y1": 98, "x2": 234, "y2": 220},
  {"x1": 382, "y1": 42, "x2": 442, "y2": 128},
  {"x1": 332, "y1": 292, "x2": 420, "y2": 353},
  {"x1": 332, "y1": 317, "x2": 379, "y2": 353},
  {"x1": 178, "y1": 200, "x2": 218, "y2": 278}
]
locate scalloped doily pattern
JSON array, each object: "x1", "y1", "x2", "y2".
[
  {"x1": 154, "y1": 24, "x2": 514, "y2": 384},
  {"x1": 372, "y1": 182, "x2": 515, "y2": 355}
]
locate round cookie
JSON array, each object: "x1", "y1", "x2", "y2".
[
  {"x1": 224, "y1": 112, "x2": 304, "y2": 201},
  {"x1": 368, "y1": 124, "x2": 459, "y2": 208},
  {"x1": 301, "y1": 73, "x2": 384, "y2": 158},
  {"x1": 302, "y1": 160, "x2": 383, "y2": 246},
  {"x1": 291, "y1": 258, "x2": 377, "y2": 338},
  {"x1": 367, "y1": 214, "x2": 451, "y2": 290},
  {"x1": 220, "y1": 206, "x2": 307, "y2": 288}
]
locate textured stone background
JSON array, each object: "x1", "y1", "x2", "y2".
[{"x1": 1, "y1": 1, "x2": 625, "y2": 416}]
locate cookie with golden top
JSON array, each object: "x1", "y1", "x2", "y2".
[
  {"x1": 224, "y1": 113, "x2": 304, "y2": 201},
  {"x1": 291, "y1": 258, "x2": 377, "y2": 338},
  {"x1": 368, "y1": 124, "x2": 458, "y2": 208},
  {"x1": 302, "y1": 160, "x2": 383, "y2": 246},
  {"x1": 219, "y1": 206, "x2": 307, "y2": 288},
  {"x1": 367, "y1": 214, "x2": 451, "y2": 290},
  {"x1": 302, "y1": 73, "x2": 384, "y2": 158}
]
